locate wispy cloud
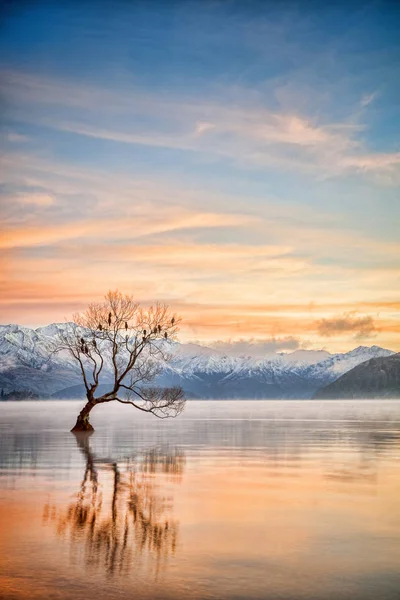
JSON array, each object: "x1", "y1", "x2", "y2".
[
  {"x1": 0, "y1": 211, "x2": 256, "y2": 249},
  {"x1": 194, "y1": 121, "x2": 215, "y2": 136},
  {"x1": 339, "y1": 153, "x2": 400, "y2": 171},
  {"x1": 2, "y1": 70, "x2": 399, "y2": 179},
  {"x1": 17, "y1": 192, "x2": 54, "y2": 207},
  {"x1": 0, "y1": 0, "x2": 399, "y2": 355},
  {"x1": 4, "y1": 132, "x2": 29, "y2": 143},
  {"x1": 360, "y1": 92, "x2": 377, "y2": 108}
]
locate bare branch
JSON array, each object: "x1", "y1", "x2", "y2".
[
  {"x1": 52, "y1": 290, "x2": 186, "y2": 430},
  {"x1": 119, "y1": 386, "x2": 185, "y2": 419}
]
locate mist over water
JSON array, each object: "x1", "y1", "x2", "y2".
[{"x1": 1, "y1": 400, "x2": 400, "y2": 600}]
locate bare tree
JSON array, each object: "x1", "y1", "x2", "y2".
[{"x1": 55, "y1": 290, "x2": 185, "y2": 432}]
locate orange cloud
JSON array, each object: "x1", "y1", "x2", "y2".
[
  {"x1": 316, "y1": 312, "x2": 378, "y2": 339},
  {"x1": 0, "y1": 212, "x2": 256, "y2": 250}
]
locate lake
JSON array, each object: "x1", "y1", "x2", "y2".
[{"x1": 0, "y1": 400, "x2": 400, "y2": 600}]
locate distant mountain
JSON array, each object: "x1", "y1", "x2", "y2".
[
  {"x1": 0, "y1": 389, "x2": 40, "y2": 401},
  {"x1": 313, "y1": 353, "x2": 400, "y2": 399},
  {"x1": 0, "y1": 323, "x2": 395, "y2": 399},
  {"x1": 0, "y1": 323, "x2": 83, "y2": 396}
]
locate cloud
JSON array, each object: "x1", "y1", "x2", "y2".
[
  {"x1": 20, "y1": 193, "x2": 54, "y2": 206},
  {"x1": 360, "y1": 92, "x2": 377, "y2": 108},
  {"x1": 339, "y1": 153, "x2": 400, "y2": 172},
  {"x1": 209, "y1": 337, "x2": 300, "y2": 356},
  {"x1": 316, "y1": 312, "x2": 378, "y2": 339},
  {"x1": 5, "y1": 132, "x2": 29, "y2": 143},
  {"x1": 194, "y1": 121, "x2": 215, "y2": 136},
  {"x1": 2, "y1": 70, "x2": 399, "y2": 179},
  {"x1": 0, "y1": 210, "x2": 257, "y2": 249}
]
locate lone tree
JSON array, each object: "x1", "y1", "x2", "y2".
[{"x1": 55, "y1": 290, "x2": 185, "y2": 432}]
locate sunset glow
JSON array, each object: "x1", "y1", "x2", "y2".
[{"x1": 1, "y1": 1, "x2": 399, "y2": 352}]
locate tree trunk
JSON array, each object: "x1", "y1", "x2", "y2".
[{"x1": 71, "y1": 398, "x2": 96, "y2": 432}]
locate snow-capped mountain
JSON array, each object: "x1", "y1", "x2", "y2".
[
  {"x1": 314, "y1": 353, "x2": 400, "y2": 399},
  {"x1": 0, "y1": 323, "x2": 394, "y2": 399}
]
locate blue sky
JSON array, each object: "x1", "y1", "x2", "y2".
[{"x1": 1, "y1": 0, "x2": 399, "y2": 350}]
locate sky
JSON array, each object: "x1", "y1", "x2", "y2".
[{"x1": 0, "y1": 0, "x2": 399, "y2": 352}]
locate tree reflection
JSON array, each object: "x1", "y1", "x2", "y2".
[{"x1": 43, "y1": 433, "x2": 185, "y2": 576}]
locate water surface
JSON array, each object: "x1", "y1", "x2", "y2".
[{"x1": 1, "y1": 400, "x2": 400, "y2": 600}]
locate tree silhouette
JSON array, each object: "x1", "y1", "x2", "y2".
[
  {"x1": 43, "y1": 434, "x2": 185, "y2": 576},
  {"x1": 54, "y1": 290, "x2": 185, "y2": 432}
]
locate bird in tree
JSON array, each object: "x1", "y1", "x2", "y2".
[{"x1": 54, "y1": 290, "x2": 185, "y2": 433}]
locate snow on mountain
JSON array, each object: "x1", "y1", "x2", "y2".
[
  {"x1": 0, "y1": 323, "x2": 395, "y2": 398},
  {"x1": 0, "y1": 323, "x2": 78, "y2": 371},
  {"x1": 307, "y1": 345, "x2": 394, "y2": 384},
  {"x1": 168, "y1": 342, "x2": 240, "y2": 376},
  {"x1": 314, "y1": 353, "x2": 400, "y2": 399}
]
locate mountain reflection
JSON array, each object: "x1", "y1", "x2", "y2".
[{"x1": 43, "y1": 434, "x2": 185, "y2": 576}]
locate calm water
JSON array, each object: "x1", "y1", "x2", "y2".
[{"x1": 0, "y1": 400, "x2": 400, "y2": 600}]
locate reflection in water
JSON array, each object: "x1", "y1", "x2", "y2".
[
  {"x1": 42, "y1": 434, "x2": 185, "y2": 576},
  {"x1": 1, "y1": 401, "x2": 400, "y2": 600}
]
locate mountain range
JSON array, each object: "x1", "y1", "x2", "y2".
[
  {"x1": 0, "y1": 323, "x2": 396, "y2": 399},
  {"x1": 314, "y1": 353, "x2": 400, "y2": 399}
]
